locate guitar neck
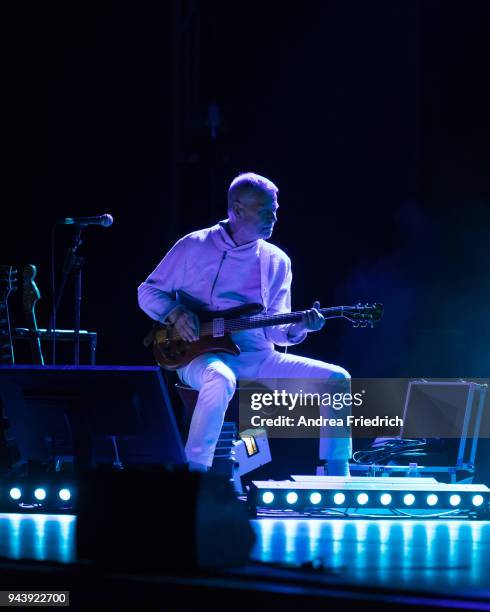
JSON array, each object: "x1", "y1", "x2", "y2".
[
  {"x1": 0, "y1": 265, "x2": 17, "y2": 365},
  {"x1": 223, "y1": 306, "x2": 348, "y2": 333}
]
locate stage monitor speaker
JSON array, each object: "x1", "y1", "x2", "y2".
[
  {"x1": 0, "y1": 365, "x2": 187, "y2": 469},
  {"x1": 76, "y1": 467, "x2": 256, "y2": 571}
]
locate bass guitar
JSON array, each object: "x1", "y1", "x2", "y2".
[{"x1": 145, "y1": 302, "x2": 383, "y2": 370}]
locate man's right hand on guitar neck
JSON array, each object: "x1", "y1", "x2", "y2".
[{"x1": 167, "y1": 305, "x2": 200, "y2": 342}]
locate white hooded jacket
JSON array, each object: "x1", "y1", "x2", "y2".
[{"x1": 137, "y1": 221, "x2": 306, "y2": 351}]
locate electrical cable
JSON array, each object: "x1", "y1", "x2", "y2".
[{"x1": 352, "y1": 438, "x2": 427, "y2": 465}]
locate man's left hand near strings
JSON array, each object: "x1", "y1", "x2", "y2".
[{"x1": 289, "y1": 300, "x2": 325, "y2": 337}]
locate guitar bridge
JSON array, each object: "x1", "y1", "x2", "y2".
[{"x1": 212, "y1": 317, "x2": 225, "y2": 338}]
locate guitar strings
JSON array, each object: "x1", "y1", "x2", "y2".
[
  {"x1": 166, "y1": 306, "x2": 366, "y2": 338},
  {"x1": 223, "y1": 307, "x2": 353, "y2": 331}
]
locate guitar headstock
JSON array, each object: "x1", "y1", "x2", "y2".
[
  {"x1": 0, "y1": 265, "x2": 19, "y2": 302},
  {"x1": 22, "y1": 264, "x2": 41, "y2": 313},
  {"x1": 343, "y1": 302, "x2": 383, "y2": 328}
]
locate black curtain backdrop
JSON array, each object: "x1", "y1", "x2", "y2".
[
  {"x1": 4, "y1": 0, "x2": 490, "y2": 475},
  {"x1": 4, "y1": 0, "x2": 490, "y2": 477}
]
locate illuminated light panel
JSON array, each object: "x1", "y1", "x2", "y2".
[{"x1": 250, "y1": 480, "x2": 490, "y2": 517}]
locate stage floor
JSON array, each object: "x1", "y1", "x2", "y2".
[
  {"x1": 1, "y1": 513, "x2": 490, "y2": 604},
  {"x1": 250, "y1": 518, "x2": 490, "y2": 600},
  {"x1": 0, "y1": 513, "x2": 76, "y2": 564}
]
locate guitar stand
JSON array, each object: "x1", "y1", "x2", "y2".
[{"x1": 108, "y1": 435, "x2": 124, "y2": 470}]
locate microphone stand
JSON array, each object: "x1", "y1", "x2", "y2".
[{"x1": 50, "y1": 225, "x2": 85, "y2": 365}]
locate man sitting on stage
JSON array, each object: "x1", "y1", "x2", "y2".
[{"x1": 138, "y1": 172, "x2": 352, "y2": 475}]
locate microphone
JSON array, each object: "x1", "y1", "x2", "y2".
[{"x1": 61, "y1": 214, "x2": 114, "y2": 227}]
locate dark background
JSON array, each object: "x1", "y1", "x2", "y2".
[{"x1": 4, "y1": 1, "x2": 490, "y2": 478}]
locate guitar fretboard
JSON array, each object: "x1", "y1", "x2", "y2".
[
  {"x1": 199, "y1": 306, "x2": 353, "y2": 336},
  {"x1": 0, "y1": 265, "x2": 17, "y2": 364}
]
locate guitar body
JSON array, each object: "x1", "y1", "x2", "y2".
[
  {"x1": 153, "y1": 331, "x2": 240, "y2": 370},
  {"x1": 22, "y1": 264, "x2": 44, "y2": 365},
  {"x1": 151, "y1": 303, "x2": 264, "y2": 370}
]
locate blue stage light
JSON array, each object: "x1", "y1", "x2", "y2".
[
  {"x1": 9, "y1": 487, "x2": 21, "y2": 500},
  {"x1": 403, "y1": 493, "x2": 415, "y2": 506},
  {"x1": 357, "y1": 493, "x2": 369, "y2": 505},
  {"x1": 286, "y1": 492, "x2": 298, "y2": 505},
  {"x1": 380, "y1": 493, "x2": 392, "y2": 506},
  {"x1": 472, "y1": 494, "x2": 484, "y2": 507},
  {"x1": 262, "y1": 491, "x2": 274, "y2": 504},
  {"x1": 333, "y1": 492, "x2": 346, "y2": 505},
  {"x1": 59, "y1": 489, "x2": 71, "y2": 502},
  {"x1": 427, "y1": 494, "x2": 438, "y2": 506},
  {"x1": 449, "y1": 494, "x2": 461, "y2": 507},
  {"x1": 310, "y1": 492, "x2": 322, "y2": 505},
  {"x1": 34, "y1": 488, "x2": 47, "y2": 501}
]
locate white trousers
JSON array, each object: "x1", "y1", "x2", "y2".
[{"x1": 178, "y1": 349, "x2": 353, "y2": 467}]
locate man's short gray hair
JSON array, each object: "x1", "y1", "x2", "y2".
[{"x1": 227, "y1": 172, "x2": 278, "y2": 210}]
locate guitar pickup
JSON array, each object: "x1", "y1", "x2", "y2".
[{"x1": 212, "y1": 317, "x2": 225, "y2": 338}]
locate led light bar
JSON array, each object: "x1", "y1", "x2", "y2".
[
  {"x1": 1, "y1": 480, "x2": 76, "y2": 513},
  {"x1": 247, "y1": 476, "x2": 490, "y2": 518}
]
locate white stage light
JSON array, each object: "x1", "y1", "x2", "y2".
[
  {"x1": 310, "y1": 492, "x2": 322, "y2": 505},
  {"x1": 59, "y1": 489, "x2": 71, "y2": 502},
  {"x1": 357, "y1": 493, "x2": 369, "y2": 505},
  {"x1": 34, "y1": 488, "x2": 47, "y2": 501},
  {"x1": 427, "y1": 494, "x2": 438, "y2": 506},
  {"x1": 449, "y1": 494, "x2": 461, "y2": 507},
  {"x1": 9, "y1": 488, "x2": 21, "y2": 500},
  {"x1": 472, "y1": 494, "x2": 484, "y2": 507},
  {"x1": 262, "y1": 491, "x2": 274, "y2": 504},
  {"x1": 403, "y1": 493, "x2": 415, "y2": 506},
  {"x1": 380, "y1": 493, "x2": 392, "y2": 506}
]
